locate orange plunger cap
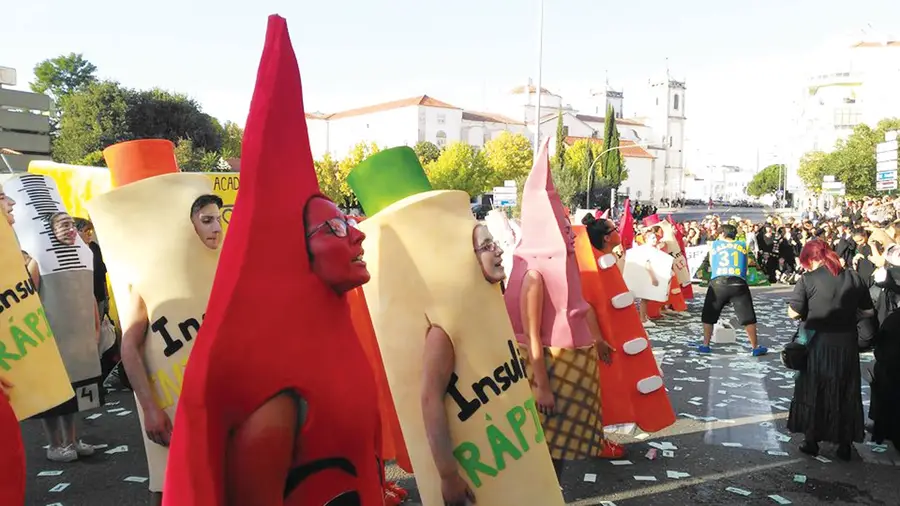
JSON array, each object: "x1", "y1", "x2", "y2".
[{"x1": 103, "y1": 139, "x2": 179, "y2": 188}]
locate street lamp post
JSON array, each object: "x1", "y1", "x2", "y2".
[{"x1": 533, "y1": 0, "x2": 544, "y2": 150}]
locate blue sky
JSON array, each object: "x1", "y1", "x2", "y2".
[{"x1": 4, "y1": 0, "x2": 898, "y2": 168}]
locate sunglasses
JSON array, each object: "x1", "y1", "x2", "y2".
[{"x1": 306, "y1": 216, "x2": 359, "y2": 239}]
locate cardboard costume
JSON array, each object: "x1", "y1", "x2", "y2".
[
  {"x1": 163, "y1": 16, "x2": 383, "y2": 506},
  {"x1": 84, "y1": 139, "x2": 221, "y2": 492},
  {"x1": 348, "y1": 146, "x2": 564, "y2": 506},
  {"x1": 5, "y1": 174, "x2": 102, "y2": 417},
  {"x1": 503, "y1": 139, "x2": 605, "y2": 461},
  {"x1": 573, "y1": 226, "x2": 675, "y2": 433}
]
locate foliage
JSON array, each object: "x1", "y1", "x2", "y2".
[
  {"x1": 600, "y1": 104, "x2": 625, "y2": 187},
  {"x1": 215, "y1": 157, "x2": 233, "y2": 172},
  {"x1": 30, "y1": 53, "x2": 98, "y2": 102},
  {"x1": 483, "y1": 132, "x2": 533, "y2": 186},
  {"x1": 126, "y1": 88, "x2": 222, "y2": 152},
  {"x1": 314, "y1": 154, "x2": 343, "y2": 203},
  {"x1": 425, "y1": 142, "x2": 491, "y2": 197},
  {"x1": 551, "y1": 163, "x2": 582, "y2": 210},
  {"x1": 746, "y1": 164, "x2": 785, "y2": 197},
  {"x1": 554, "y1": 110, "x2": 566, "y2": 169},
  {"x1": 338, "y1": 142, "x2": 381, "y2": 208},
  {"x1": 797, "y1": 118, "x2": 900, "y2": 196},
  {"x1": 52, "y1": 81, "x2": 130, "y2": 166},
  {"x1": 413, "y1": 141, "x2": 441, "y2": 165},
  {"x1": 219, "y1": 121, "x2": 244, "y2": 160}
]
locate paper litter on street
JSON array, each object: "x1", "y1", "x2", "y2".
[
  {"x1": 769, "y1": 494, "x2": 793, "y2": 505},
  {"x1": 37, "y1": 470, "x2": 64, "y2": 477},
  {"x1": 666, "y1": 471, "x2": 691, "y2": 479},
  {"x1": 583, "y1": 473, "x2": 597, "y2": 482},
  {"x1": 124, "y1": 476, "x2": 149, "y2": 483},
  {"x1": 634, "y1": 475, "x2": 658, "y2": 481},
  {"x1": 793, "y1": 475, "x2": 807, "y2": 484},
  {"x1": 725, "y1": 486, "x2": 752, "y2": 496},
  {"x1": 49, "y1": 483, "x2": 70, "y2": 493}
]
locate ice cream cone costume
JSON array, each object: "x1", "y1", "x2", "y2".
[
  {"x1": 163, "y1": 16, "x2": 383, "y2": 505},
  {"x1": 666, "y1": 217, "x2": 694, "y2": 300},
  {"x1": 347, "y1": 147, "x2": 564, "y2": 506},
  {"x1": 346, "y1": 286, "x2": 412, "y2": 473},
  {"x1": 84, "y1": 139, "x2": 220, "y2": 492},
  {"x1": 573, "y1": 226, "x2": 675, "y2": 433},
  {"x1": 5, "y1": 174, "x2": 102, "y2": 417},
  {"x1": 504, "y1": 139, "x2": 605, "y2": 461}
]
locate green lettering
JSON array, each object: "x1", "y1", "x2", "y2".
[
  {"x1": 10, "y1": 324, "x2": 38, "y2": 356},
  {"x1": 23, "y1": 312, "x2": 45, "y2": 342},
  {"x1": 505, "y1": 405, "x2": 530, "y2": 452},
  {"x1": 453, "y1": 441, "x2": 497, "y2": 488},
  {"x1": 0, "y1": 337, "x2": 20, "y2": 371},
  {"x1": 486, "y1": 423, "x2": 522, "y2": 471},
  {"x1": 37, "y1": 307, "x2": 53, "y2": 339},
  {"x1": 524, "y1": 398, "x2": 545, "y2": 444}
]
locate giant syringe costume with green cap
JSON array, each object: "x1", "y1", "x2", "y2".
[{"x1": 348, "y1": 147, "x2": 564, "y2": 506}]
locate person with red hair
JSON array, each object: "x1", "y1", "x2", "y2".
[{"x1": 787, "y1": 239, "x2": 875, "y2": 461}]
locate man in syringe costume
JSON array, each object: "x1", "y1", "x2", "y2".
[
  {"x1": 348, "y1": 147, "x2": 565, "y2": 506},
  {"x1": 85, "y1": 139, "x2": 223, "y2": 502}
]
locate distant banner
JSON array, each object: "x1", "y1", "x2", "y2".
[
  {"x1": 207, "y1": 173, "x2": 239, "y2": 235},
  {"x1": 685, "y1": 245, "x2": 708, "y2": 281}
]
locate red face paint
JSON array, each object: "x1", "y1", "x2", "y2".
[{"x1": 306, "y1": 198, "x2": 370, "y2": 294}]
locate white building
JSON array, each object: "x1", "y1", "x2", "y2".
[
  {"x1": 305, "y1": 76, "x2": 687, "y2": 203},
  {"x1": 789, "y1": 32, "x2": 900, "y2": 196}
]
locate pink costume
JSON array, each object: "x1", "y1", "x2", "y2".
[{"x1": 503, "y1": 139, "x2": 606, "y2": 461}]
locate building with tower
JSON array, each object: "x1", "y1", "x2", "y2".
[{"x1": 304, "y1": 74, "x2": 687, "y2": 204}]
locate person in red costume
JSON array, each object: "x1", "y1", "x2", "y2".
[
  {"x1": 163, "y1": 15, "x2": 383, "y2": 506},
  {"x1": 0, "y1": 376, "x2": 25, "y2": 506}
]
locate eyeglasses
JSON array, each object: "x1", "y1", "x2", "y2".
[
  {"x1": 475, "y1": 240, "x2": 501, "y2": 254},
  {"x1": 306, "y1": 216, "x2": 359, "y2": 238}
]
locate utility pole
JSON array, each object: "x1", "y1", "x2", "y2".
[{"x1": 533, "y1": 0, "x2": 544, "y2": 151}]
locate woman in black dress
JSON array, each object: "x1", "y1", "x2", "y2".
[{"x1": 787, "y1": 239, "x2": 874, "y2": 461}]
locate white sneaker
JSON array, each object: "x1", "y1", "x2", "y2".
[
  {"x1": 73, "y1": 440, "x2": 95, "y2": 457},
  {"x1": 47, "y1": 445, "x2": 78, "y2": 463},
  {"x1": 643, "y1": 320, "x2": 657, "y2": 328}
]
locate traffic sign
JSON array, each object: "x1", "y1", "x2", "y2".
[
  {"x1": 877, "y1": 179, "x2": 898, "y2": 191},
  {"x1": 496, "y1": 199, "x2": 516, "y2": 207},
  {"x1": 492, "y1": 186, "x2": 516, "y2": 195},
  {"x1": 878, "y1": 150, "x2": 898, "y2": 163},
  {"x1": 877, "y1": 140, "x2": 898, "y2": 154},
  {"x1": 877, "y1": 159, "x2": 898, "y2": 172},
  {"x1": 822, "y1": 181, "x2": 845, "y2": 190},
  {"x1": 877, "y1": 170, "x2": 897, "y2": 182}
]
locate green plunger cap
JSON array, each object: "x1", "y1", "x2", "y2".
[{"x1": 348, "y1": 146, "x2": 433, "y2": 216}]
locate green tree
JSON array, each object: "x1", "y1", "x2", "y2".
[
  {"x1": 746, "y1": 164, "x2": 784, "y2": 197},
  {"x1": 125, "y1": 88, "x2": 223, "y2": 153},
  {"x1": 52, "y1": 81, "x2": 130, "y2": 165},
  {"x1": 554, "y1": 109, "x2": 566, "y2": 169},
  {"x1": 174, "y1": 138, "x2": 200, "y2": 171},
  {"x1": 425, "y1": 142, "x2": 491, "y2": 197},
  {"x1": 30, "y1": 53, "x2": 98, "y2": 101},
  {"x1": 220, "y1": 121, "x2": 244, "y2": 159},
  {"x1": 314, "y1": 154, "x2": 343, "y2": 203},
  {"x1": 600, "y1": 104, "x2": 625, "y2": 187},
  {"x1": 797, "y1": 151, "x2": 829, "y2": 193},
  {"x1": 551, "y1": 164, "x2": 582, "y2": 210},
  {"x1": 413, "y1": 141, "x2": 441, "y2": 165},
  {"x1": 339, "y1": 142, "x2": 381, "y2": 208},
  {"x1": 483, "y1": 132, "x2": 533, "y2": 186}
]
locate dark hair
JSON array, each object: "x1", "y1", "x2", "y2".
[
  {"x1": 721, "y1": 223, "x2": 737, "y2": 240},
  {"x1": 73, "y1": 217, "x2": 93, "y2": 232},
  {"x1": 799, "y1": 239, "x2": 842, "y2": 275},
  {"x1": 582, "y1": 214, "x2": 615, "y2": 250},
  {"x1": 190, "y1": 194, "x2": 223, "y2": 217}
]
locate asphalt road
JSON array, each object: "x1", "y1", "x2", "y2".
[
  {"x1": 21, "y1": 286, "x2": 899, "y2": 506},
  {"x1": 659, "y1": 205, "x2": 773, "y2": 223}
]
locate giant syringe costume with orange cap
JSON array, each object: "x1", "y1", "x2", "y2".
[
  {"x1": 163, "y1": 15, "x2": 383, "y2": 505},
  {"x1": 5, "y1": 174, "x2": 102, "y2": 417},
  {"x1": 347, "y1": 147, "x2": 565, "y2": 506},
  {"x1": 503, "y1": 139, "x2": 606, "y2": 461},
  {"x1": 572, "y1": 225, "x2": 675, "y2": 433},
  {"x1": 84, "y1": 138, "x2": 220, "y2": 493}
]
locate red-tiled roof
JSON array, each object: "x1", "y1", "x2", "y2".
[
  {"x1": 564, "y1": 136, "x2": 655, "y2": 159},
  {"x1": 575, "y1": 113, "x2": 646, "y2": 127},
  {"x1": 323, "y1": 95, "x2": 460, "y2": 120},
  {"x1": 852, "y1": 41, "x2": 900, "y2": 48},
  {"x1": 461, "y1": 110, "x2": 525, "y2": 125}
]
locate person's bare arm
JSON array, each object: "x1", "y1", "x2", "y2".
[
  {"x1": 584, "y1": 305, "x2": 614, "y2": 364},
  {"x1": 93, "y1": 299, "x2": 101, "y2": 342},
  {"x1": 226, "y1": 393, "x2": 298, "y2": 506},
  {"x1": 422, "y1": 325, "x2": 457, "y2": 478},
  {"x1": 27, "y1": 259, "x2": 39, "y2": 291},
  {"x1": 521, "y1": 270, "x2": 555, "y2": 415},
  {"x1": 787, "y1": 306, "x2": 802, "y2": 320}
]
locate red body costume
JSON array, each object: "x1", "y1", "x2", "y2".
[
  {"x1": 163, "y1": 16, "x2": 383, "y2": 506},
  {"x1": 0, "y1": 396, "x2": 25, "y2": 506}
]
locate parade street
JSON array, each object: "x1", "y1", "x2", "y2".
[
  {"x1": 21, "y1": 286, "x2": 900, "y2": 506},
  {"x1": 660, "y1": 205, "x2": 773, "y2": 224}
]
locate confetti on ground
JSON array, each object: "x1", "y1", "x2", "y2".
[
  {"x1": 105, "y1": 445, "x2": 128, "y2": 455},
  {"x1": 107, "y1": 407, "x2": 125, "y2": 413},
  {"x1": 49, "y1": 483, "x2": 70, "y2": 493},
  {"x1": 634, "y1": 475, "x2": 658, "y2": 481},
  {"x1": 116, "y1": 410, "x2": 133, "y2": 417},
  {"x1": 769, "y1": 495, "x2": 793, "y2": 505},
  {"x1": 599, "y1": 502, "x2": 617, "y2": 506},
  {"x1": 722, "y1": 442, "x2": 743, "y2": 447},
  {"x1": 662, "y1": 450, "x2": 675, "y2": 458},
  {"x1": 667, "y1": 471, "x2": 691, "y2": 479},
  {"x1": 124, "y1": 476, "x2": 149, "y2": 483},
  {"x1": 766, "y1": 450, "x2": 790, "y2": 456},
  {"x1": 37, "y1": 470, "x2": 63, "y2": 477},
  {"x1": 583, "y1": 473, "x2": 597, "y2": 482},
  {"x1": 645, "y1": 448, "x2": 658, "y2": 460},
  {"x1": 793, "y1": 475, "x2": 807, "y2": 484},
  {"x1": 610, "y1": 460, "x2": 633, "y2": 466},
  {"x1": 814, "y1": 455, "x2": 832, "y2": 463},
  {"x1": 726, "y1": 486, "x2": 752, "y2": 496},
  {"x1": 775, "y1": 434, "x2": 792, "y2": 442},
  {"x1": 92, "y1": 444, "x2": 109, "y2": 449},
  {"x1": 85, "y1": 413, "x2": 103, "y2": 420},
  {"x1": 648, "y1": 442, "x2": 678, "y2": 451}
]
